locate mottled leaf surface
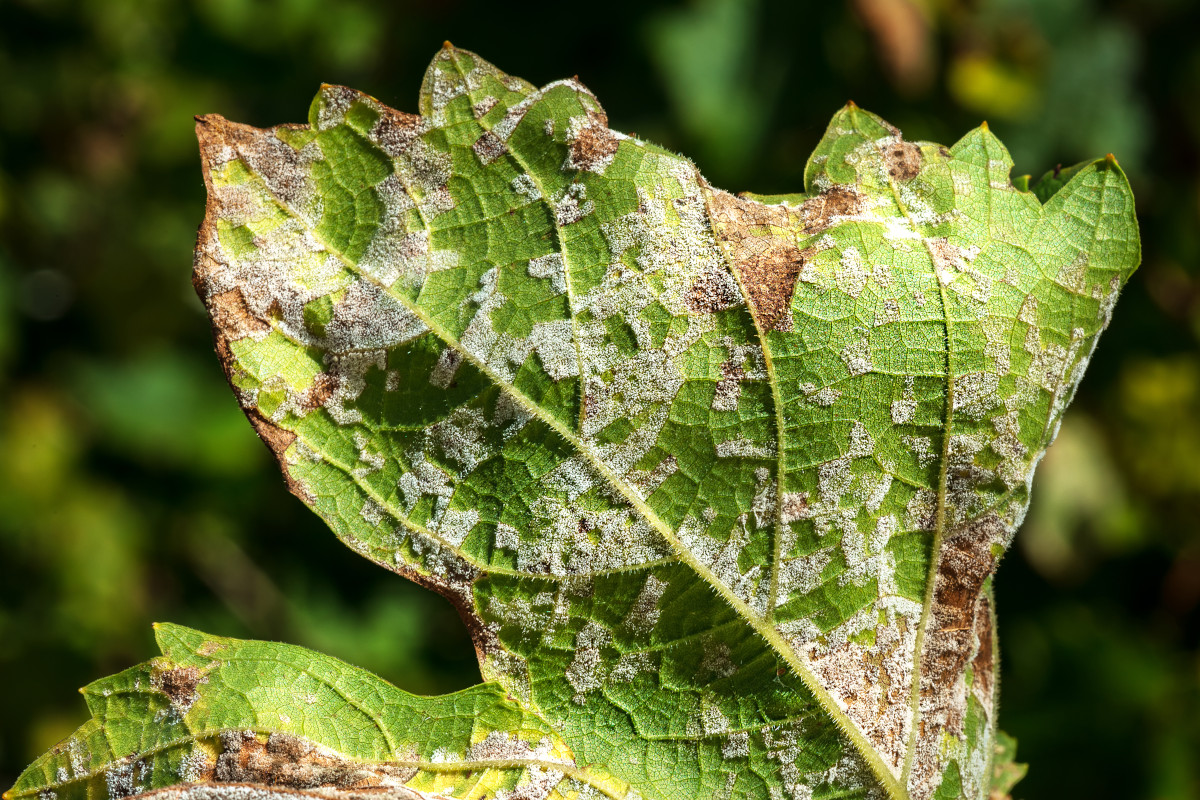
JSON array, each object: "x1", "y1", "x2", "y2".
[
  {"x1": 12, "y1": 45, "x2": 1138, "y2": 800},
  {"x1": 8, "y1": 624, "x2": 619, "y2": 800}
]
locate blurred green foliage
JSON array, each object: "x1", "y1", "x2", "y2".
[{"x1": 0, "y1": 0, "x2": 1196, "y2": 798}]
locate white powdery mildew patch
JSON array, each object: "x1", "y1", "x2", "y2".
[
  {"x1": 610, "y1": 651, "x2": 657, "y2": 683},
  {"x1": 952, "y1": 371, "x2": 1001, "y2": 419},
  {"x1": 428, "y1": 348, "x2": 462, "y2": 389},
  {"x1": 472, "y1": 95, "x2": 499, "y2": 118},
  {"x1": 905, "y1": 489, "x2": 938, "y2": 531},
  {"x1": 925, "y1": 236, "x2": 982, "y2": 288},
  {"x1": 775, "y1": 547, "x2": 833, "y2": 602},
  {"x1": 712, "y1": 339, "x2": 767, "y2": 412},
  {"x1": 903, "y1": 435, "x2": 936, "y2": 467},
  {"x1": 944, "y1": 437, "x2": 992, "y2": 491},
  {"x1": 472, "y1": 131, "x2": 508, "y2": 165},
  {"x1": 990, "y1": 408, "x2": 1029, "y2": 489},
  {"x1": 527, "y1": 321, "x2": 579, "y2": 380},
  {"x1": 204, "y1": 211, "x2": 341, "y2": 347},
  {"x1": 686, "y1": 702, "x2": 731, "y2": 738},
  {"x1": 571, "y1": 159, "x2": 729, "y2": 478},
  {"x1": 761, "y1": 722, "x2": 885, "y2": 800},
  {"x1": 458, "y1": 268, "x2": 580, "y2": 384},
  {"x1": 429, "y1": 407, "x2": 491, "y2": 477},
  {"x1": 491, "y1": 78, "x2": 596, "y2": 142},
  {"x1": 629, "y1": 453, "x2": 678, "y2": 497},
  {"x1": 801, "y1": 614, "x2": 917, "y2": 776},
  {"x1": 622, "y1": 575, "x2": 667, "y2": 634},
  {"x1": 494, "y1": 522, "x2": 520, "y2": 550},
  {"x1": 510, "y1": 173, "x2": 542, "y2": 201},
  {"x1": 464, "y1": 732, "x2": 574, "y2": 800},
  {"x1": 840, "y1": 329, "x2": 873, "y2": 376},
  {"x1": 527, "y1": 252, "x2": 568, "y2": 295},
  {"x1": 323, "y1": 350, "x2": 387, "y2": 425},
  {"x1": 394, "y1": 138, "x2": 456, "y2": 218},
  {"x1": 179, "y1": 746, "x2": 214, "y2": 784},
  {"x1": 324, "y1": 280, "x2": 429, "y2": 354},
  {"x1": 467, "y1": 731, "x2": 570, "y2": 766},
  {"x1": 356, "y1": 173, "x2": 417, "y2": 287},
  {"x1": 523, "y1": 495, "x2": 666, "y2": 576},
  {"x1": 423, "y1": 54, "x2": 468, "y2": 126},
  {"x1": 352, "y1": 431, "x2": 386, "y2": 478},
  {"x1": 436, "y1": 508, "x2": 480, "y2": 547},
  {"x1": 847, "y1": 422, "x2": 875, "y2": 458},
  {"x1": 482, "y1": 645, "x2": 533, "y2": 703},
  {"x1": 891, "y1": 376, "x2": 917, "y2": 424},
  {"x1": 679, "y1": 516, "x2": 768, "y2": 612},
  {"x1": 871, "y1": 514, "x2": 897, "y2": 553},
  {"x1": 799, "y1": 382, "x2": 841, "y2": 407},
  {"x1": 564, "y1": 113, "x2": 620, "y2": 174},
  {"x1": 716, "y1": 438, "x2": 776, "y2": 459},
  {"x1": 874, "y1": 296, "x2": 901, "y2": 327},
  {"x1": 103, "y1": 757, "x2": 148, "y2": 799},
  {"x1": 67, "y1": 736, "x2": 87, "y2": 779},
  {"x1": 773, "y1": 410, "x2": 929, "y2": 772},
  {"x1": 699, "y1": 640, "x2": 738, "y2": 679},
  {"x1": 394, "y1": 230, "x2": 460, "y2": 291},
  {"x1": 552, "y1": 183, "x2": 594, "y2": 226},
  {"x1": 837, "y1": 246, "x2": 868, "y2": 298},
  {"x1": 494, "y1": 391, "x2": 533, "y2": 441},
  {"x1": 566, "y1": 621, "x2": 610, "y2": 704},
  {"x1": 397, "y1": 448, "x2": 454, "y2": 518},
  {"x1": 360, "y1": 498, "x2": 385, "y2": 527},
  {"x1": 723, "y1": 731, "x2": 750, "y2": 759}
]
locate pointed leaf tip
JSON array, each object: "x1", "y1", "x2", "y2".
[
  {"x1": 980, "y1": 119, "x2": 989, "y2": 131},
  {"x1": 845, "y1": 99, "x2": 858, "y2": 108}
]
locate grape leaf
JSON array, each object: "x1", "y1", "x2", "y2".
[
  {"x1": 10, "y1": 44, "x2": 1138, "y2": 800},
  {"x1": 6, "y1": 624, "x2": 627, "y2": 800}
]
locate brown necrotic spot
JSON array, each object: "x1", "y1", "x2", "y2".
[
  {"x1": 155, "y1": 666, "x2": 205, "y2": 712},
  {"x1": 709, "y1": 190, "x2": 810, "y2": 331},
  {"x1": 209, "y1": 289, "x2": 271, "y2": 341},
  {"x1": 216, "y1": 733, "x2": 413, "y2": 791},
  {"x1": 883, "y1": 141, "x2": 922, "y2": 181},
  {"x1": 565, "y1": 110, "x2": 619, "y2": 174},
  {"x1": 133, "y1": 785, "x2": 429, "y2": 800},
  {"x1": 298, "y1": 373, "x2": 339, "y2": 413},
  {"x1": 797, "y1": 185, "x2": 864, "y2": 234},
  {"x1": 910, "y1": 512, "x2": 1005, "y2": 798},
  {"x1": 471, "y1": 132, "x2": 507, "y2": 165},
  {"x1": 971, "y1": 594, "x2": 995, "y2": 703}
]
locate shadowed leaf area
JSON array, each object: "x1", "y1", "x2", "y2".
[{"x1": 10, "y1": 46, "x2": 1138, "y2": 800}]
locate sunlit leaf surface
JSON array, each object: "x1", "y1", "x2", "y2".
[
  {"x1": 10, "y1": 45, "x2": 1138, "y2": 800},
  {"x1": 7, "y1": 624, "x2": 624, "y2": 800}
]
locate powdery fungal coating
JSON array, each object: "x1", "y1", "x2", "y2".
[{"x1": 186, "y1": 45, "x2": 1141, "y2": 800}]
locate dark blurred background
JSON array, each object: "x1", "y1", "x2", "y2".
[{"x1": 0, "y1": 0, "x2": 1197, "y2": 797}]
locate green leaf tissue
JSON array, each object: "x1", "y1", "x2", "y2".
[{"x1": 9, "y1": 45, "x2": 1139, "y2": 800}]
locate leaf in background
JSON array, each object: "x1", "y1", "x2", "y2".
[
  {"x1": 7, "y1": 624, "x2": 622, "y2": 800},
  {"x1": 12, "y1": 44, "x2": 1139, "y2": 800}
]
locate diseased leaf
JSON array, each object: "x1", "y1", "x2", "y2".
[
  {"x1": 11, "y1": 45, "x2": 1140, "y2": 800},
  {"x1": 987, "y1": 732, "x2": 1027, "y2": 800},
  {"x1": 7, "y1": 624, "x2": 623, "y2": 800}
]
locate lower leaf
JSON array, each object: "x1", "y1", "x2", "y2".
[{"x1": 5, "y1": 624, "x2": 629, "y2": 800}]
